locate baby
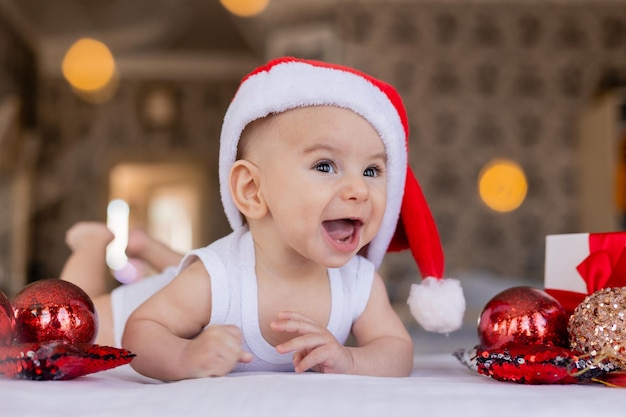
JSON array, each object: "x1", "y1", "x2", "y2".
[{"x1": 65, "y1": 57, "x2": 465, "y2": 381}]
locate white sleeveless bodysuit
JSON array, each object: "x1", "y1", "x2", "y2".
[{"x1": 111, "y1": 227, "x2": 375, "y2": 372}]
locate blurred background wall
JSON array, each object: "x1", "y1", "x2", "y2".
[{"x1": 0, "y1": 1, "x2": 625, "y2": 325}]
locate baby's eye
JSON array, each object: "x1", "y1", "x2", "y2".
[
  {"x1": 314, "y1": 161, "x2": 335, "y2": 173},
  {"x1": 363, "y1": 166, "x2": 380, "y2": 177}
]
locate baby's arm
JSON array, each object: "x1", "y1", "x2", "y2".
[
  {"x1": 122, "y1": 261, "x2": 252, "y2": 381},
  {"x1": 347, "y1": 273, "x2": 414, "y2": 376},
  {"x1": 273, "y1": 273, "x2": 413, "y2": 377}
]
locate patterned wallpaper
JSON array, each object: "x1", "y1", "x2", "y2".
[
  {"x1": 335, "y1": 2, "x2": 626, "y2": 287},
  {"x1": 0, "y1": 12, "x2": 36, "y2": 293},
  {"x1": 28, "y1": 79, "x2": 239, "y2": 280},
  {"x1": 0, "y1": 2, "x2": 625, "y2": 296}
]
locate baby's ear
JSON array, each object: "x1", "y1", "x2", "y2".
[{"x1": 229, "y1": 160, "x2": 267, "y2": 220}]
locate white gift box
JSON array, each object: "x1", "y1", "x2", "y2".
[
  {"x1": 544, "y1": 231, "x2": 626, "y2": 295},
  {"x1": 544, "y1": 233, "x2": 590, "y2": 293}
]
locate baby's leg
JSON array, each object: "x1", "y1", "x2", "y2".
[
  {"x1": 92, "y1": 295, "x2": 113, "y2": 346},
  {"x1": 62, "y1": 222, "x2": 115, "y2": 297},
  {"x1": 126, "y1": 228, "x2": 184, "y2": 273},
  {"x1": 61, "y1": 223, "x2": 184, "y2": 347},
  {"x1": 61, "y1": 222, "x2": 116, "y2": 346}
]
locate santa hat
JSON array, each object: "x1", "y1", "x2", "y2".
[{"x1": 219, "y1": 57, "x2": 465, "y2": 333}]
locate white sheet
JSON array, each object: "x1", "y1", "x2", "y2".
[{"x1": 0, "y1": 354, "x2": 622, "y2": 417}]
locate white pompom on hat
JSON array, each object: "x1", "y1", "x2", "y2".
[{"x1": 219, "y1": 57, "x2": 465, "y2": 333}]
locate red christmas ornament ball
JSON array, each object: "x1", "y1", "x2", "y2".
[
  {"x1": 477, "y1": 286, "x2": 568, "y2": 350},
  {"x1": 0, "y1": 290, "x2": 13, "y2": 345},
  {"x1": 11, "y1": 279, "x2": 98, "y2": 344}
]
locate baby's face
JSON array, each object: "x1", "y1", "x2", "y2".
[{"x1": 248, "y1": 106, "x2": 387, "y2": 268}]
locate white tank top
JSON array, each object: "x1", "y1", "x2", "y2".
[{"x1": 113, "y1": 227, "x2": 375, "y2": 372}]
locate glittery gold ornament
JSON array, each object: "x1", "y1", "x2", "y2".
[{"x1": 568, "y1": 287, "x2": 626, "y2": 368}]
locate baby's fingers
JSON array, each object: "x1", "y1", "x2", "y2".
[
  {"x1": 276, "y1": 311, "x2": 316, "y2": 322},
  {"x1": 275, "y1": 332, "x2": 325, "y2": 354},
  {"x1": 239, "y1": 351, "x2": 254, "y2": 363},
  {"x1": 293, "y1": 344, "x2": 352, "y2": 374},
  {"x1": 191, "y1": 325, "x2": 251, "y2": 376},
  {"x1": 270, "y1": 316, "x2": 322, "y2": 335}
]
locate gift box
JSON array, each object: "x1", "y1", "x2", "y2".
[{"x1": 544, "y1": 231, "x2": 626, "y2": 315}]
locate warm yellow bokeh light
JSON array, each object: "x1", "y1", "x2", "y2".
[
  {"x1": 478, "y1": 159, "x2": 528, "y2": 213},
  {"x1": 70, "y1": 69, "x2": 119, "y2": 104},
  {"x1": 220, "y1": 0, "x2": 269, "y2": 17},
  {"x1": 62, "y1": 38, "x2": 116, "y2": 92}
]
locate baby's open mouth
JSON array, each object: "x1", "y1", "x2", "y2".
[{"x1": 322, "y1": 219, "x2": 362, "y2": 243}]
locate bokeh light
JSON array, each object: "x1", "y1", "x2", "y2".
[
  {"x1": 62, "y1": 38, "x2": 117, "y2": 100},
  {"x1": 220, "y1": 0, "x2": 269, "y2": 17},
  {"x1": 106, "y1": 199, "x2": 129, "y2": 271},
  {"x1": 106, "y1": 199, "x2": 145, "y2": 284},
  {"x1": 478, "y1": 159, "x2": 528, "y2": 213}
]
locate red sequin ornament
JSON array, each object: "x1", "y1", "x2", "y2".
[
  {"x1": 0, "y1": 291, "x2": 13, "y2": 346},
  {"x1": 11, "y1": 279, "x2": 98, "y2": 344},
  {"x1": 477, "y1": 286, "x2": 568, "y2": 350},
  {"x1": 474, "y1": 344, "x2": 617, "y2": 384},
  {"x1": 0, "y1": 341, "x2": 134, "y2": 380},
  {"x1": 0, "y1": 280, "x2": 134, "y2": 380}
]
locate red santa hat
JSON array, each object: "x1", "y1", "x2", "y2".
[{"x1": 219, "y1": 57, "x2": 465, "y2": 333}]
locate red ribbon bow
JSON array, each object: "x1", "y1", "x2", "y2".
[{"x1": 546, "y1": 233, "x2": 626, "y2": 316}]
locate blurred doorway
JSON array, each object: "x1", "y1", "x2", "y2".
[
  {"x1": 578, "y1": 88, "x2": 626, "y2": 232},
  {"x1": 107, "y1": 162, "x2": 205, "y2": 281}
]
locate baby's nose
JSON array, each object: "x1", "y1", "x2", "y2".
[{"x1": 342, "y1": 175, "x2": 369, "y2": 202}]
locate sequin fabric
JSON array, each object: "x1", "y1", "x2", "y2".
[{"x1": 568, "y1": 287, "x2": 626, "y2": 368}]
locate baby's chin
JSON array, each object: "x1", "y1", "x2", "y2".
[{"x1": 315, "y1": 246, "x2": 367, "y2": 269}]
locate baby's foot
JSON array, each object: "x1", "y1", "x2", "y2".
[
  {"x1": 65, "y1": 222, "x2": 114, "y2": 251},
  {"x1": 125, "y1": 227, "x2": 151, "y2": 259}
]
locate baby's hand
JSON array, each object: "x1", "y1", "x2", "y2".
[
  {"x1": 184, "y1": 325, "x2": 253, "y2": 378},
  {"x1": 272, "y1": 311, "x2": 354, "y2": 374}
]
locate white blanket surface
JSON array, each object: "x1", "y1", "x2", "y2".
[{"x1": 0, "y1": 354, "x2": 621, "y2": 417}]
